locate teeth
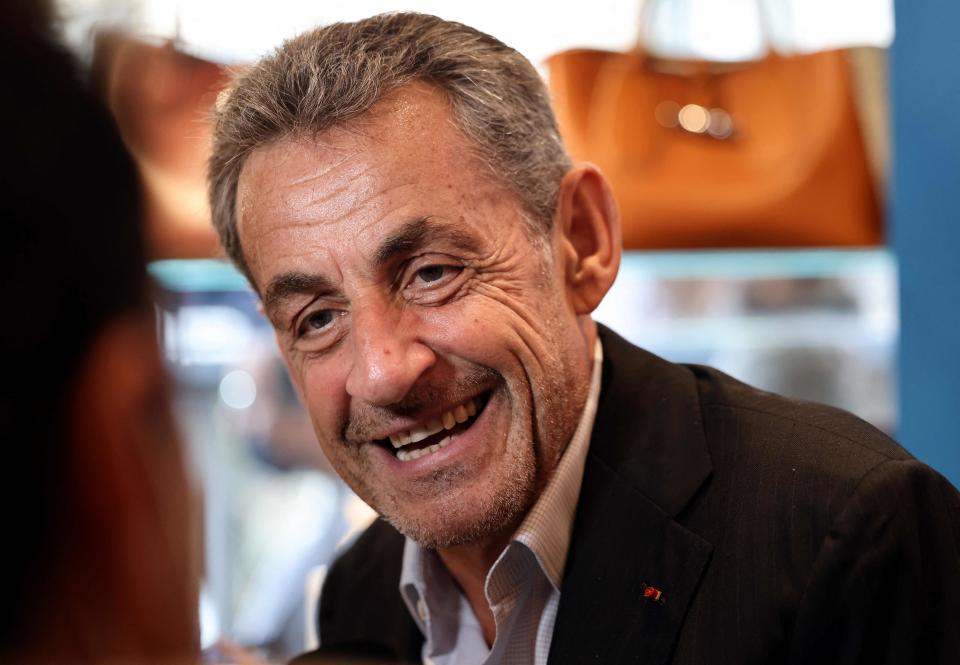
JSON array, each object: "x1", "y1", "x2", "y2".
[
  {"x1": 397, "y1": 436, "x2": 452, "y2": 462},
  {"x1": 415, "y1": 419, "x2": 443, "y2": 443},
  {"x1": 388, "y1": 397, "x2": 481, "y2": 453},
  {"x1": 389, "y1": 431, "x2": 412, "y2": 448}
]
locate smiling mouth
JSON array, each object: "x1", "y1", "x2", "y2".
[{"x1": 376, "y1": 392, "x2": 491, "y2": 462}]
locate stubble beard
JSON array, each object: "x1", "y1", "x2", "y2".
[
  {"x1": 352, "y1": 355, "x2": 584, "y2": 551},
  {"x1": 383, "y1": 420, "x2": 539, "y2": 551},
  {"x1": 347, "y1": 378, "x2": 541, "y2": 551}
]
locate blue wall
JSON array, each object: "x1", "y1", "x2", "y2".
[{"x1": 891, "y1": 0, "x2": 960, "y2": 487}]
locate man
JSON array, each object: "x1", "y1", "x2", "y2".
[
  {"x1": 208, "y1": 13, "x2": 960, "y2": 665},
  {"x1": 1, "y1": 3, "x2": 199, "y2": 662}
]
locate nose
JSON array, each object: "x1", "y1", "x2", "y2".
[{"x1": 345, "y1": 301, "x2": 436, "y2": 406}]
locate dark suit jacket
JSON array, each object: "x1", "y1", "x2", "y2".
[{"x1": 297, "y1": 326, "x2": 960, "y2": 664}]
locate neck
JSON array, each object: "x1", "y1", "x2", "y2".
[{"x1": 437, "y1": 528, "x2": 514, "y2": 647}]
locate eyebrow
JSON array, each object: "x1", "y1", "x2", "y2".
[
  {"x1": 374, "y1": 216, "x2": 481, "y2": 266},
  {"x1": 263, "y1": 271, "x2": 340, "y2": 323}
]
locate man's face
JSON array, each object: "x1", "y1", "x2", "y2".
[{"x1": 235, "y1": 83, "x2": 592, "y2": 549}]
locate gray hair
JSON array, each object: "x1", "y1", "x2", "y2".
[{"x1": 208, "y1": 12, "x2": 571, "y2": 281}]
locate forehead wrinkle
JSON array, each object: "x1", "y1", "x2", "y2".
[
  {"x1": 242, "y1": 143, "x2": 371, "y2": 225},
  {"x1": 348, "y1": 196, "x2": 418, "y2": 238},
  {"x1": 308, "y1": 172, "x2": 421, "y2": 220},
  {"x1": 276, "y1": 146, "x2": 354, "y2": 188},
  {"x1": 243, "y1": 175, "x2": 399, "y2": 247},
  {"x1": 296, "y1": 158, "x2": 376, "y2": 204}
]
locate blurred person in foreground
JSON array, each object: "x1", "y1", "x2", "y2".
[
  {"x1": 0, "y1": 3, "x2": 199, "y2": 663},
  {"x1": 208, "y1": 13, "x2": 960, "y2": 665}
]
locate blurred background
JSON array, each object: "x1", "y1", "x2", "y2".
[{"x1": 46, "y1": 0, "x2": 958, "y2": 661}]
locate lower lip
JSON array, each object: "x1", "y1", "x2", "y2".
[{"x1": 371, "y1": 392, "x2": 497, "y2": 477}]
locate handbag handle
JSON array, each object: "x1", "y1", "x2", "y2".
[
  {"x1": 636, "y1": 0, "x2": 778, "y2": 57},
  {"x1": 631, "y1": 0, "x2": 770, "y2": 140}
]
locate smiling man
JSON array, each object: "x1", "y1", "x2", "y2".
[
  {"x1": 233, "y1": 82, "x2": 603, "y2": 565},
  {"x1": 209, "y1": 13, "x2": 960, "y2": 665}
]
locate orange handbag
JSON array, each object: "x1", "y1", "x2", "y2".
[
  {"x1": 547, "y1": 47, "x2": 883, "y2": 249},
  {"x1": 92, "y1": 33, "x2": 230, "y2": 259}
]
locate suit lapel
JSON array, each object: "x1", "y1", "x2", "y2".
[{"x1": 548, "y1": 327, "x2": 714, "y2": 665}]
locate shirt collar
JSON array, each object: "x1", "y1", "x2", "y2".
[{"x1": 399, "y1": 539, "x2": 460, "y2": 646}]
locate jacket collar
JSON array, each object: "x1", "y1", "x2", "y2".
[
  {"x1": 547, "y1": 325, "x2": 714, "y2": 665},
  {"x1": 590, "y1": 325, "x2": 712, "y2": 517}
]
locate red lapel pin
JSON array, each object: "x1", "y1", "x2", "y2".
[{"x1": 642, "y1": 583, "x2": 665, "y2": 604}]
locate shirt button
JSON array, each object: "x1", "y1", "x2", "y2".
[{"x1": 417, "y1": 598, "x2": 428, "y2": 623}]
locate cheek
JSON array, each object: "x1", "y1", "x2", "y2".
[
  {"x1": 419, "y1": 288, "x2": 569, "y2": 370},
  {"x1": 417, "y1": 295, "x2": 525, "y2": 353},
  {"x1": 298, "y1": 358, "x2": 351, "y2": 441}
]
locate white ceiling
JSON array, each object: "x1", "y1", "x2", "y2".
[{"x1": 59, "y1": 0, "x2": 893, "y2": 67}]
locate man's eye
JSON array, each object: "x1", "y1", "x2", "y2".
[
  {"x1": 292, "y1": 308, "x2": 347, "y2": 351},
  {"x1": 417, "y1": 265, "x2": 447, "y2": 283},
  {"x1": 304, "y1": 310, "x2": 335, "y2": 331},
  {"x1": 412, "y1": 265, "x2": 461, "y2": 286}
]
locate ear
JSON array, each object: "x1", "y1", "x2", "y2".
[
  {"x1": 554, "y1": 164, "x2": 621, "y2": 314},
  {"x1": 66, "y1": 311, "x2": 199, "y2": 658}
]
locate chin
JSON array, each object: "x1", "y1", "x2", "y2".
[{"x1": 379, "y1": 456, "x2": 537, "y2": 551}]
